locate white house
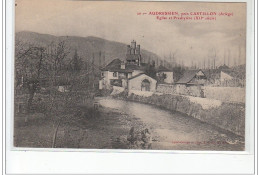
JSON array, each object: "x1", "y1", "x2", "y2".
[
  {"x1": 99, "y1": 40, "x2": 157, "y2": 91},
  {"x1": 128, "y1": 73, "x2": 157, "y2": 92},
  {"x1": 156, "y1": 65, "x2": 174, "y2": 84}
]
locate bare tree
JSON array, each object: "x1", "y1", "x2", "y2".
[
  {"x1": 47, "y1": 41, "x2": 70, "y2": 82},
  {"x1": 15, "y1": 43, "x2": 47, "y2": 112}
]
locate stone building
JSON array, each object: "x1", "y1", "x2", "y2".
[
  {"x1": 175, "y1": 69, "x2": 207, "y2": 97},
  {"x1": 99, "y1": 40, "x2": 157, "y2": 91}
]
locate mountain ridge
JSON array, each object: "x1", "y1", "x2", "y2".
[{"x1": 15, "y1": 31, "x2": 162, "y2": 66}]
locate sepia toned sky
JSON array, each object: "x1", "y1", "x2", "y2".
[{"x1": 15, "y1": 0, "x2": 247, "y2": 67}]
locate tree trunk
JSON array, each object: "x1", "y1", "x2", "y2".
[{"x1": 27, "y1": 90, "x2": 35, "y2": 113}]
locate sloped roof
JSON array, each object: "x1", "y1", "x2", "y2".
[
  {"x1": 202, "y1": 68, "x2": 245, "y2": 80},
  {"x1": 128, "y1": 73, "x2": 145, "y2": 80},
  {"x1": 157, "y1": 65, "x2": 171, "y2": 72},
  {"x1": 202, "y1": 69, "x2": 221, "y2": 79},
  {"x1": 101, "y1": 59, "x2": 121, "y2": 71},
  {"x1": 176, "y1": 69, "x2": 205, "y2": 84},
  {"x1": 218, "y1": 64, "x2": 230, "y2": 70},
  {"x1": 221, "y1": 70, "x2": 234, "y2": 77},
  {"x1": 221, "y1": 69, "x2": 245, "y2": 79},
  {"x1": 101, "y1": 59, "x2": 148, "y2": 72},
  {"x1": 126, "y1": 64, "x2": 147, "y2": 71},
  {"x1": 128, "y1": 73, "x2": 157, "y2": 81}
]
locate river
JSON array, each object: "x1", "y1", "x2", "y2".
[{"x1": 97, "y1": 97, "x2": 244, "y2": 151}]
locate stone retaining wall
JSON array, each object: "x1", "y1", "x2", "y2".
[{"x1": 126, "y1": 93, "x2": 245, "y2": 136}]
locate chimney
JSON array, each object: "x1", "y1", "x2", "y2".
[
  {"x1": 121, "y1": 61, "x2": 126, "y2": 69},
  {"x1": 136, "y1": 45, "x2": 140, "y2": 55}
]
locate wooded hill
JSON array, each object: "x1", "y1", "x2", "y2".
[{"x1": 16, "y1": 31, "x2": 162, "y2": 67}]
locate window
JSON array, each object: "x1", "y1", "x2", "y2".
[
  {"x1": 113, "y1": 72, "x2": 117, "y2": 77},
  {"x1": 101, "y1": 72, "x2": 104, "y2": 77}
]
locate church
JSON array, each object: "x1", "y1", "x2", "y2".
[{"x1": 99, "y1": 40, "x2": 157, "y2": 92}]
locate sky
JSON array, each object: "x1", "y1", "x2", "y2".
[{"x1": 15, "y1": 0, "x2": 247, "y2": 67}]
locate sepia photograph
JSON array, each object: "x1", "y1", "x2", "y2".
[{"x1": 14, "y1": 0, "x2": 246, "y2": 151}]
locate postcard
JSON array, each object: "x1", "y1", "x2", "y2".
[{"x1": 14, "y1": 0, "x2": 247, "y2": 151}]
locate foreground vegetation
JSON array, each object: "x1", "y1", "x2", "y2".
[{"x1": 14, "y1": 89, "x2": 153, "y2": 149}]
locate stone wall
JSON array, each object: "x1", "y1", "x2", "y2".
[
  {"x1": 157, "y1": 84, "x2": 203, "y2": 97},
  {"x1": 125, "y1": 93, "x2": 245, "y2": 136},
  {"x1": 156, "y1": 84, "x2": 176, "y2": 94},
  {"x1": 157, "y1": 84, "x2": 245, "y2": 102}
]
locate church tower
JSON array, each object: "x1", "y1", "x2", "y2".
[{"x1": 126, "y1": 40, "x2": 142, "y2": 66}]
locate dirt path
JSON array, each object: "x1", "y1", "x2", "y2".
[{"x1": 98, "y1": 98, "x2": 244, "y2": 151}]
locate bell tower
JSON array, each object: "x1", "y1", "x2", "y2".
[{"x1": 126, "y1": 40, "x2": 142, "y2": 65}]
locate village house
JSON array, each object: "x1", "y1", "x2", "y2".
[
  {"x1": 99, "y1": 40, "x2": 157, "y2": 92},
  {"x1": 218, "y1": 64, "x2": 230, "y2": 70},
  {"x1": 176, "y1": 69, "x2": 207, "y2": 85},
  {"x1": 204, "y1": 64, "x2": 245, "y2": 87},
  {"x1": 156, "y1": 65, "x2": 174, "y2": 84},
  {"x1": 220, "y1": 70, "x2": 234, "y2": 82},
  {"x1": 175, "y1": 69, "x2": 207, "y2": 97},
  {"x1": 219, "y1": 69, "x2": 245, "y2": 87}
]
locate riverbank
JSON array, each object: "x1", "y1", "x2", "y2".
[
  {"x1": 113, "y1": 91, "x2": 245, "y2": 137},
  {"x1": 98, "y1": 98, "x2": 244, "y2": 150},
  {"x1": 14, "y1": 94, "x2": 244, "y2": 150},
  {"x1": 14, "y1": 101, "x2": 150, "y2": 149}
]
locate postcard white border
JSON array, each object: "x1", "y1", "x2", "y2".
[{"x1": 4, "y1": 0, "x2": 256, "y2": 174}]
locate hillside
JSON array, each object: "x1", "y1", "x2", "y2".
[{"x1": 15, "y1": 31, "x2": 161, "y2": 66}]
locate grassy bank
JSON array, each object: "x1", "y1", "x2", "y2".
[{"x1": 14, "y1": 91, "x2": 152, "y2": 149}]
